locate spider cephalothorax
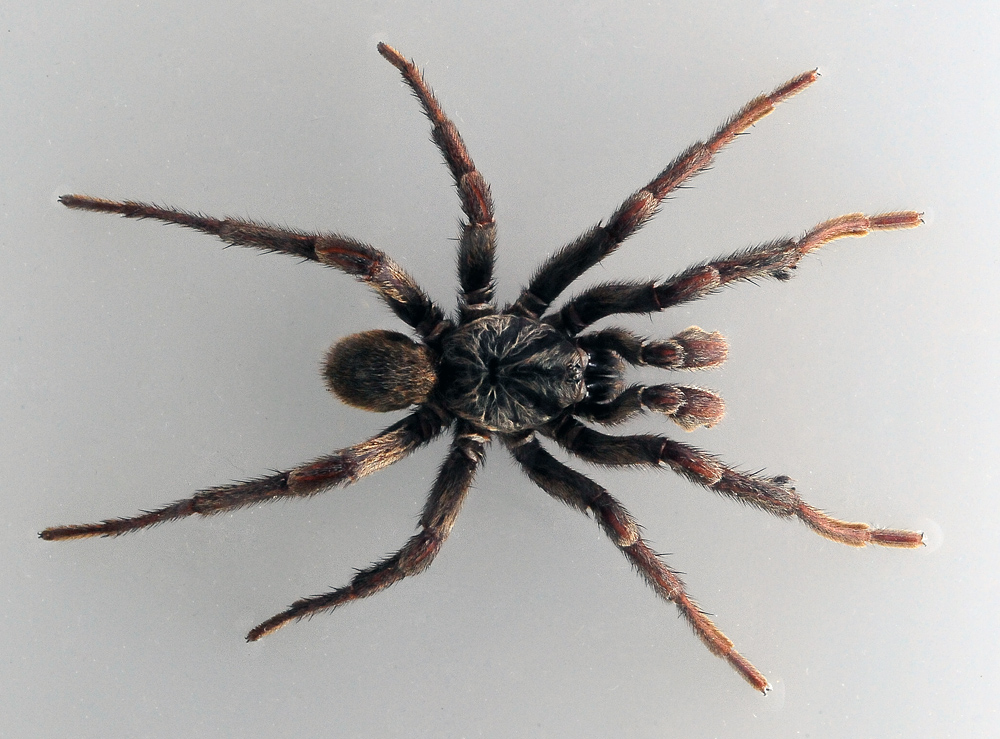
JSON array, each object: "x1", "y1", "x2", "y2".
[
  {"x1": 43, "y1": 43, "x2": 923, "y2": 693},
  {"x1": 440, "y1": 315, "x2": 587, "y2": 432}
]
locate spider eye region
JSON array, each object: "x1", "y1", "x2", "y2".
[{"x1": 440, "y1": 315, "x2": 587, "y2": 433}]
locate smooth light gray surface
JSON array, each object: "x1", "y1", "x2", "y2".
[{"x1": 2, "y1": 2, "x2": 995, "y2": 736}]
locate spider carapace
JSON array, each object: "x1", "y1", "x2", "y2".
[{"x1": 43, "y1": 43, "x2": 923, "y2": 693}]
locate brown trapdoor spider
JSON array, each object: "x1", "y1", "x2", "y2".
[{"x1": 43, "y1": 43, "x2": 923, "y2": 693}]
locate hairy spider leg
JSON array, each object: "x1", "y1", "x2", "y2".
[
  {"x1": 41, "y1": 408, "x2": 446, "y2": 540},
  {"x1": 560, "y1": 212, "x2": 921, "y2": 429},
  {"x1": 247, "y1": 426, "x2": 488, "y2": 641},
  {"x1": 549, "y1": 211, "x2": 923, "y2": 334},
  {"x1": 378, "y1": 43, "x2": 497, "y2": 317},
  {"x1": 506, "y1": 433, "x2": 769, "y2": 693},
  {"x1": 58, "y1": 194, "x2": 448, "y2": 339},
  {"x1": 510, "y1": 70, "x2": 819, "y2": 319},
  {"x1": 546, "y1": 417, "x2": 923, "y2": 549}
]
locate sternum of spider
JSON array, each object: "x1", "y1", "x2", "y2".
[{"x1": 438, "y1": 315, "x2": 587, "y2": 433}]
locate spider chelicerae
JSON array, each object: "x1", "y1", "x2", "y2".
[{"x1": 43, "y1": 43, "x2": 923, "y2": 693}]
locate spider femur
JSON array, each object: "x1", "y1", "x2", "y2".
[{"x1": 324, "y1": 330, "x2": 437, "y2": 412}]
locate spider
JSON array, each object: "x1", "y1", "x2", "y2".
[{"x1": 43, "y1": 43, "x2": 923, "y2": 693}]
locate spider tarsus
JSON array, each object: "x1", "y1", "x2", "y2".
[
  {"x1": 39, "y1": 524, "x2": 96, "y2": 541},
  {"x1": 772, "y1": 69, "x2": 819, "y2": 104},
  {"x1": 797, "y1": 504, "x2": 923, "y2": 548},
  {"x1": 727, "y1": 649, "x2": 770, "y2": 694},
  {"x1": 246, "y1": 616, "x2": 285, "y2": 642},
  {"x1": 673, "y1": 327, "x2": 729, "y2": 369},
  {"x1": 376, "y1": 41, "x2": 406, "y2": 69},
  {"x1": 870, "y1": 210, "x2": 923, "y2": 231},
  {"x1": 640, "y1": 327, "x2": 728, "y2": 371},
  {"x1": 40, "y1": 502, "x2": 193, "y2": 539},
  {"x1": 640, "y1": 385, "x2": 726, "y2": 430},
  {"x1": 707, "y1": 69, "x2": 819, "y2": 155},
  {"x1": 60, "y1": 193, "x2": 116, "y2": 212},
  {"x1": 871, "y1": 528, "x2": 925, "y2": 548}
]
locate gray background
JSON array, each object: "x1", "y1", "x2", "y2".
[{"x1": 2, "y1": 2, "x2": 994, "y2": 737}]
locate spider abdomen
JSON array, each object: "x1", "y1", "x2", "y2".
[{"x1": 439, "y1": 315, "x2": 586, "y2": 433}]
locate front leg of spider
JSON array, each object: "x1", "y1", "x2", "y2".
[{"x1": 43, "y1": 43, "x2": 923, "y2": 695}]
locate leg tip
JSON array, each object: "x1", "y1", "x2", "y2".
[
  {"x1": 727, "y1": 649, "x2": 770, "y2": 694},
  {"x1": 377, "y1": 42, "x2": 406, "y2": 69},
  {"x1": 39, "y1": 524, "x2": 96, "y2": 541},
  {"x1": 246, "y1": 613, "x2": 289, "y2": 642},
  {"x1": 871, "y1": 211, "x2": 923, "y2": 231},
  {"x1": 872, "y1": 527, "x2": 924, "y2": 548}
]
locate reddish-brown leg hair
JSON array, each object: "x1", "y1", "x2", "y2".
[
  {"x1": 41, "y1": 407, "x2": 447, "y2": 541},
  {"x1": 510, "y1": 70, "x2": 819, "y2": 319},
  {"x1": 58, "y1": 194, "x2": 449, "y2": 339},
  {"x1": 548, "y1": 212, "x2": 922, "y2": 334},
  {"x1": 247, "y1": 425, "x2": 488, "y2": 641},
  {"x1": 505, "y1": 432, "x2": 769, "y2": 693},
  {"x1": 378, "y1": 43, "x2": 497, "y2": 317},
  {"x1": 546, "y1": 417, "x2": 923, "y2": 549}
]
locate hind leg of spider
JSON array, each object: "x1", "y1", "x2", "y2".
[
  {"x1": 247, "y1": 425, "x2": 488, "y2": 641},
  {"x1": 504, "y1": 432, "x2": 768, "y2": 692},
  {"x1": 546, "y1": 417, "x2": 923, "y2": 549},
  {"x1": 40, "y1": 408, "x2": 445, "y2": 540}
]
